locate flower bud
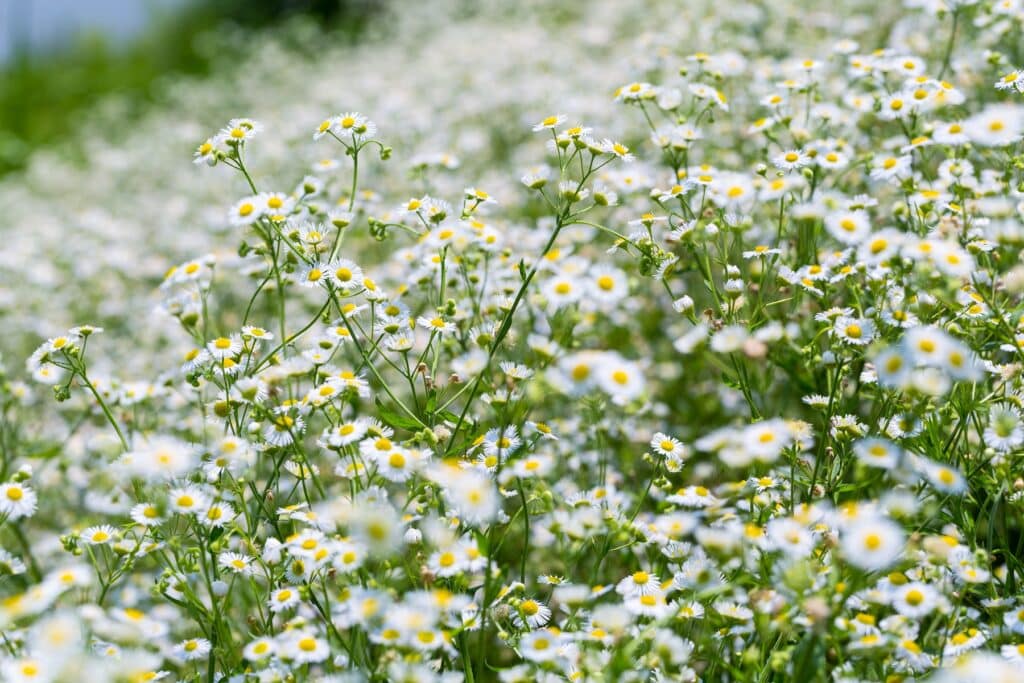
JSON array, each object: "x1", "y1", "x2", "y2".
[{"x1": 673, "y1": 295, "x2": 694, "y2": 313}]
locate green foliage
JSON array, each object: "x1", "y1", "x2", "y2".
[{"x1": 0, "y1": 0, "x2": 380, "y2": 176}]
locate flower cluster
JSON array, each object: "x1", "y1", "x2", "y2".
[{"x1": 7, "y1": 0, "x2": 1024, "y2": 681}]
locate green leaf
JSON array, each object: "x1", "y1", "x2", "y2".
[{"x1": 374, "y1": 398, "x2": 421, "y2": 431}]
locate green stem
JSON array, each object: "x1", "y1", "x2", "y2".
[
  {"x1": 444, "y1": 217, "x2": 567, "y2": 453},
  {"x1": 80, "y1": 370, "x2": 129, "y2": 450},
  {"x1": 517, "y1": 477, "x2": 529, "y2": 584},
  {"x1": 937, "y1": 10, "x2": 960, "y2": 81},
  {"x1": 10, "y1": 523, "x2": 42, "y2": 581}
]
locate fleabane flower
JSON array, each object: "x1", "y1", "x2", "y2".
[
  {"x1": 841, "y1": 516, "x2": 905, "y2": 571},
  {"x1": 0, "y1": 482, "x2": 38, "y2": 520},
  {"x1": 825, "y1": 209, "x2": 871, "y2": 244},
  {"x1": 532, "y1": 114, "x2": 567, "y2": 132},
  {"x1": 832, "y1": 315, "x2": 875, "y2": 345}
]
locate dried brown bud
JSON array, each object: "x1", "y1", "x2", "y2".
[{"x1": 420, "y1": 566, "x2": 436, "y2": 585}]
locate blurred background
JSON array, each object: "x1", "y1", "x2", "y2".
[
  {"x1": 0, "y1": 0, "x2": 891, "y2": 359},
  {"x1": 0, "y1": 0, "x2": 380, "y2": 176}
]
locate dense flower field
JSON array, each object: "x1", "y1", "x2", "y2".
[{"x1": 6, "y1": 0, "x2": 1024, "y2": 680}]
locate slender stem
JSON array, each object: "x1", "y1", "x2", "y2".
[
  {"x1": 333, "y1": 294, "x2": 427, "y2": 429},
  {"x1": 10, "y1": 524, "x2": 42, "y2": 581},
  {"x1": 443, "y1": 217, "x2": 566, "y2": 453},
  {"x1": 81, "y1": 370, "x2": 129, "y2": 450},
  {"x1": 234, "y1": 150, "x2": 258, "y2": 194},
  {"x1": 348, "y1": 151, "x2": 359, "y2": 213},
  {"x1": 516, "y1": 477, "x2": 529, "y2": 584},
  {"x1": 329, "y1": 141, "x2": 360, "y2": 262},
  {"x1": 937, "y1": 9, "x2": 960, "y2": 81}
]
